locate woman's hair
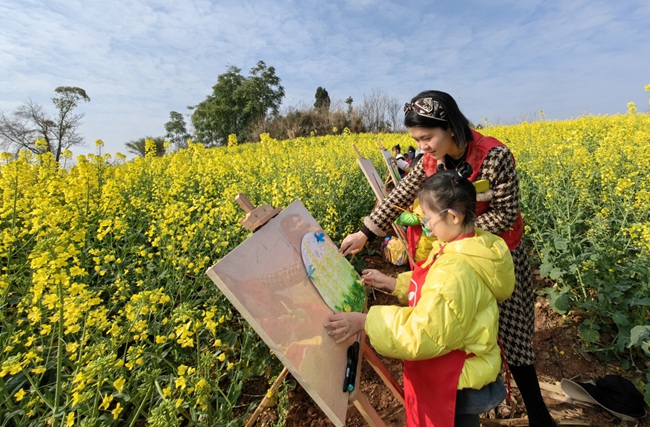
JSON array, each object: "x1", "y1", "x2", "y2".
[
  {"x1": 392, "y1": 144, "x2": 401, "y2": 153},
  {"x1": 418, "y1": 163, "x2": 476, "y2": 227},
  {"x1": 404, "y1": 90, "x2": 473, "y2": 150}
]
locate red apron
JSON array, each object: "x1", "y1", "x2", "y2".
[
  {"x1": 407, "y1": 224, "x2": 424, "y2": 270},
  {"x1": 403, "y1": 236, "x2": 474, "y2": 427}
]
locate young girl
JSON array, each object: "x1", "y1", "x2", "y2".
[{"x1": 325, "y1": 166, "x2": 515, "y2": 427}]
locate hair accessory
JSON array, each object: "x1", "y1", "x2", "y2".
[{"x1": 404, "y1": 98, "x2": 448, "y2": 121}]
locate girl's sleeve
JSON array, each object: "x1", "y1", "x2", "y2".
[
  {"x1": 363, "y1": 159, "x2": 427, "y2": 237},
  {"x1": 475, "y1": 146, "x2": 520, "y2": 235},
  {"x1": 392, "y1": 271, "x2": 412, "y2": 305},
  {"x1": 365, "y1": 260, "x2": 478, "y2": 361}
]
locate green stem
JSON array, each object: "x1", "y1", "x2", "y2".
[
  {"x1": 127, "y1": 384, "x2": 152, "y2": 427},
  {"x1": 53, "y1": 280, "x2": 65, "y2": 420},
  {"x1": 21, "y1": 369, "x2": 55, "y2": 411},
  {"x1": 0, "y1": 377, "x2": 16, "y2": 412}
]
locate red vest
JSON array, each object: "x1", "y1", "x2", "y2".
[{"x1": 421, "y1": 129, "x2": 523, "y2": 250}]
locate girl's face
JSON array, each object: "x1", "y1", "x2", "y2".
[
  {"x1": 419, "y1": 200, "x2": 463, "y2": 243},
  {"x1": 408, "y1": 126, "x2": 456, "y2": 161}
]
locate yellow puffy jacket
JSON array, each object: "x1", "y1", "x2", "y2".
[{"x1": 365, "y1": 228, "x2": 515, "y2": 390}]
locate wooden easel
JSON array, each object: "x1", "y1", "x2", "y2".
[
  {"x1": 234, "y1": 194, "x2": 404, "y2": 427},
  {"x1": 352, "y1": 144, "x2": 415, "y2": 267},
  {"x1": 376, "y1": 139, "x2": 403, "y2": 190}
]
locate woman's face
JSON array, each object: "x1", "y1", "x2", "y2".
[{"x1": 408, "y1": 126, "x2": 456, "y2": 161}]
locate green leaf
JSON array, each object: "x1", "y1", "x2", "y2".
[
  {"x1": 611, "y1": 312, "x2": 630, "y2": 327},
  {"x1": 579, "y1": 324, "x2": 600, "y2": 343},
  {"x1": 631, "y1": 297, "x2": 650, "y2": 307},
  {"x1": 553, "y1": 236, "x2": 569, "y2": 251},
  {"x1": 628, "y1": 325, "x2": 650, "y2": 356},
  {"x1": 544, "y1": 286, "x2": 571, "y2": 314},
  {"x1": 539, "y1": 263, "x2": 553, "y2": 278},
  {"x1": 549, "y1": 267, "x2": 564, "y2": 280}
]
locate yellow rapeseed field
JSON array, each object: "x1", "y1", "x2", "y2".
[{"x1": 1, "y1": 110, "x2": 649, "y2": 425}]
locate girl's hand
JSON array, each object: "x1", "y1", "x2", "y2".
[
  {"x1": 339, "y1": 231, "x2": 368, "y2": 256},
  {"x1": 361, "y1": 269, "x2": 396, "y2": 293},
  {"x1": 324, "y1": 312, "x2": 367, "y2": 344}
]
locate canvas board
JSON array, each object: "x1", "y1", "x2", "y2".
[
  {"x1": 205, "y1": 200, "x2": 356, "y2": 427},
  {"x1": 356, "y1": 157, "x2": 388, "y2": 201},
  {"x1": 380, "y1": 147, "x2": 402, "y2": 188}
]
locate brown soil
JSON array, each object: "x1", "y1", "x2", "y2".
[{"x1": 247, "y1": 242, "x2": 649, "y2": 427}]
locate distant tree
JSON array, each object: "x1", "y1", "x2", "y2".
[
  {"x1": 345, "y1": 96, "x2": 354, "y2": 119},
  {"x1": 191, "y1": 61, "x2": 285, "y2": 146},
  {"x1": 314, "y1": 87, "x2": 331, "y2": 112},
  {"x1": 360, "y1": 89, "x2": 402, "y2": 133},
  {"x1": 125, "y1": 136, "x2": 166, "y2": 157},
  {"x1": 164, "y1": 111, "x2": 191, "y2": 150},
  {"x1": 0, "y1": 86, "x2": 90, "y2": 161}
]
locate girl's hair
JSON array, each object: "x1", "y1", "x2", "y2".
[
  {"x1": 418, "y1": 163, "x2": 476, "y2": 227},
  {"x1": 404, "y1": 90, "x2": 473, "y2": 150}
]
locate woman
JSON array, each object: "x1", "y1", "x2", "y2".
[{"x1": 340, "y1": 90, "x2": 555, "y2": 427}]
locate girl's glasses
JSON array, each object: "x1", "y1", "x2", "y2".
[{"x1": 420, "y1": 209, "x2": 450, "y2": 229}]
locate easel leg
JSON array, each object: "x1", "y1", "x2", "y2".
[
  {"x1": 362, "y1": 344, "x2": 405, "y2": 406},
  {"x1": 350, "y1": 390, "x2": 388, "y2": 427},
  {"x1": 244, "y1": 368, "x2": 289, "y2": 427}
]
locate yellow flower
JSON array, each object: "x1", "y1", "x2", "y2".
[
  {"x1": 218, "y1": 353, "x2": 226, "y2": 362},
  {"x1": 72, "y1": 391, "x2": 83, "y2": 406},
  {"x1": 112, "y1": 402, "x2": 123, "y2": 419},
  {"x1": 175, "y1": 376, "x2": 187, "y2": 390},
  {"x1": 65, "y1": 411, "x2": 75, "y2": 427},
  {"x1": 14, "y1": 388, "x2": 26, "y2": 402},
  {"x1": 99, "y1": 394, "x2": 114, "y2": 410},
  {"x1": 31, "y1": 366, "x2": 46, "y2": 375},
  {"x1": 113, "y1": 376, "x2": 126, "y2": 393}
]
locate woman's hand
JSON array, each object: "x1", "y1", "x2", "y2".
[
  {"x1": 324, "y1": 312, "x2": 367, "y2": 344},
  {"x1": 339, "y1": 231, "x2": 368, "y2": 256},
  {"x1": 360, "y1": 269, "x2": 396, "y2": 293}
]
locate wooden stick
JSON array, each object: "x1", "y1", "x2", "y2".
[{"x1": 244, "y1": 368, "x2": 289, "y2": 427}]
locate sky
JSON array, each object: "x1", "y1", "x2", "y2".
[{"x1": 1, "y1": 0, "x2": 649, "y2": 156}]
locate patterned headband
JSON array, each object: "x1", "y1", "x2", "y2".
[{"x1": 403, "y1": 97, "x2": 447, "y2": 121}]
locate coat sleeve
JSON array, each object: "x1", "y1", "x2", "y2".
[
  {"x1": 392, "y1": 271, "x2": 412, "y2": 305},
  {"x1": 362, "y1": 158, "x2": 427, "y2": 237},
  {"x1": 365, "y1": 257, "x2": 480, "y2": 361},
  {"x1": 474, "y1": 145, "x2": 520, "y2": 235}
]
